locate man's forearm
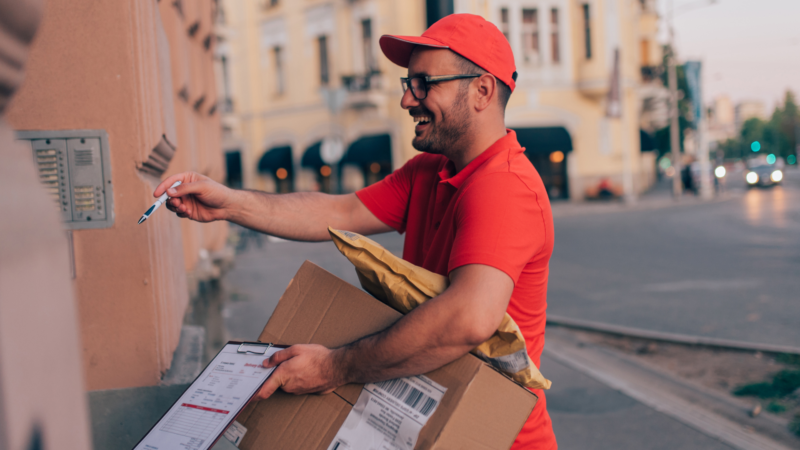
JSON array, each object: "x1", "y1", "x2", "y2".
[
  {"x1": 254, "y1": 265, "x2": 512, "y2": 400},
  {"x1": 331, "y1": 287, "x2": 495, "y2": 385},
  {"x1": 225, "y1": 190, "x2": 373, "y2": 241}
]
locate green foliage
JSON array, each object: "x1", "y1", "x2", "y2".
[
  {"x1": 773, "y1": 370, "x2": 800, "y2": 396},
  {"x1": 653, "y1": 45, "x2": 696, "y2": 159},
  {"x1": 776, "y1": 353, "x2": 800, "y2": 366},
  {"x1": 733, "y1": 370, "x2": 800, "y2": 398},
  {"x1": 734, "y1": 381, "x2": 779, "y2": 398},
  {"x1": 766, "y1": 401, "x2": 787, "y2": 414},
  {"x1": 718, "y1": 91, "x2": 799, "y2": 162},
  {"x1": 791, "y1": 415, "x2": 800, "y2": 437}
]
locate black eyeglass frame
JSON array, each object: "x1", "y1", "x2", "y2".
[{"x1": 400, "y1": 74, "x2": 482, "y2": 100}]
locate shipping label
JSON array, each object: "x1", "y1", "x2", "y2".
[{"x1": 328, "y1": 375, "x2": 446, "y2": 450}]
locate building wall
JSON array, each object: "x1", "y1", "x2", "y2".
[
  {"x1": 466, "y1": 0, "x2": 658, "y2": 198},
  {"x1": 220, "y1": 0, "x2": 658, "y2": 201},
  {"x1": 6, "y1": 0, "x2": 226, "y2": 390},
  {"x1": 735, "y1": 100, "x2": 767, "y2": 131},
  {"x1": 218, "y1": 0, "x2": 426, "y2": 193}
]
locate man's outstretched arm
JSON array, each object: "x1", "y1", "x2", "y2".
[
  {"x1": 254, "y1": 263, "x2": 514, "y2": 399},
  {"x1": 153, "y1": 172, "x2": 391, "y2": 241}
]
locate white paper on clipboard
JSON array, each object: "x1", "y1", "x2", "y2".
[{"x1": 133, "y1": 342, "x2": 280, "y2": 450}]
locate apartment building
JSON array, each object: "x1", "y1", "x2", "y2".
[
  {"x1": 218, "y1": 0, "x2": 661, "y2": 200},
  {"x1": 6, "y1": 0, "x2": 228, "y2": 390}
]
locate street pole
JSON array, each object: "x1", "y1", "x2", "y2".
[
  {"x1": 685, "y1": 60, "x2": 713, "y2": 200},
  {"x1": 668, "y1": 3, "x2": 683, "y2": 198},
  {"x1": 698, "y1": 105, "x2": 713, "y2": 199}
]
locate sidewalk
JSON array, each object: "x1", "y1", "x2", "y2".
[{"x1": 551, "y1": 176, "x2": 743, "y2": 218}]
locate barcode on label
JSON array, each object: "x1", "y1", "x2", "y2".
[
  {"x1": 375, "y1": 379, "x2": 439, "y2": 417},
  {"x1": 486, "y1": 348, "x2": 530, "y2": 373}
]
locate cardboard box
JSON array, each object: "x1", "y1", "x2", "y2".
[{"x1": 236, "y1": 261, "x2": 537, "y2": 450}]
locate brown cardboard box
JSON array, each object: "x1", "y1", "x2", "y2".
[{"x1": 236, "y1": 261, "x2": 537, "y2": 450}]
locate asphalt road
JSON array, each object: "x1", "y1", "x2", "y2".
[{"x1": 548, "y1": 167, "x2": 800, "y2": 348}]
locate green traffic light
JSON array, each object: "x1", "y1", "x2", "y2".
[
  {"x1": 766, "y1": 154, "x2": 776, "y2": 164},
  {"x1": 751, "y1": 141, "x2": 761, "y2": 152},
  {"x1": 788, "y1": 155, "x2": 797, "y2": 165}
]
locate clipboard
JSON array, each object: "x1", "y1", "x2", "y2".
[{"x1": 132, "y1": 341, "x2": 288, "y2": 450}]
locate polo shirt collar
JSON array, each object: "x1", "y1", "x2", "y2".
[{"x1": 438, "y1": 129, "x2": 520, "y2": 188}]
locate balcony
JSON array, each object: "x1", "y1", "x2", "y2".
[
  {"x1": 341, "y1": 70, "x2": 385, "y2": 109},
  {"x1": 640, "y1": 66, "x2": 662, "y2": 83},
  {"x1": 341, "y1": 70, "x2": 382, "y2": 93}
]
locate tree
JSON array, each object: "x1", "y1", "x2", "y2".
[
  {"x1": 654, "y1": 45, "x2": 693, "y2": 160},
  {"x1": 717, "y1": 90, "x2": 798, "y2": 163}
]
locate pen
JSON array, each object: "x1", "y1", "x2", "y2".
[{"x1": 138, "y1": 181, "x2": 181, "y2": 224}]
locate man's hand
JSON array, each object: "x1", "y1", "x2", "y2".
[
  {"x1": 254, "y1": 344, "x2": 348, "y2": 401},
  {"x1": 154, "y1": 172, "x2": 235, "y2": 222}
]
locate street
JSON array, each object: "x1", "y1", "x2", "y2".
[
  {"x1": 217, "y1": 168, "x2": 799, "y2": 448},
  {"x1": 548, "y1": 167, "x2": 800, "y2": 348}
]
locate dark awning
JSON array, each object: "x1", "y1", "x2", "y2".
[
  {"x1": 258, "y1": 146, "x2": 293, "y2": 175},
  {"x1": 302, "y1": 142, "x2": 324, "y2": 168},
  {"x1": 513, "y1": 127, "x2": 573, "y2": 154},
  {"x1": 640, "y1": 129, "x2": 657, "y2": 152},
  {"x1": 342, "y1": 134, "x2": 392, "y2": 168}
]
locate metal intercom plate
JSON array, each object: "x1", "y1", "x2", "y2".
[{"x1": 17, "y1": 129, "x2": 114, "y2": 230}]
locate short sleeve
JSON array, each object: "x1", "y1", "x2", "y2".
[
  {"x1": 356, "y1": 155, "x2": 419, "y2": 233},
  {"x1": 448, "y1": 173, "x2": 548, "y2": 283}
]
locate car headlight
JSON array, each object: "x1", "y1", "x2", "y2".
[
  {"x1": 771, "y1": 170, "x2": 783, "y2": 182},
  {"x1": 746, "y1": 172, "x2": 759, "y2": 184},
  {"x1": 714, "y1": 166, "x2": 726, "y2": 178}
]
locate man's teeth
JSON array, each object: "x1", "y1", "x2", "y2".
[{"x1": 414, "y1": 116, "x2": 431, "y2": 123}]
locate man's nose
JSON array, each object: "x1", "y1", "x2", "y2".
[{"x1": 400, "y1": 86, "x2": 419, "y2": 110}]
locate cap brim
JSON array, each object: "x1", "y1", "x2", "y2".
[{"x1": 379, "y1": 35, "x2": 449, "y2": 68}]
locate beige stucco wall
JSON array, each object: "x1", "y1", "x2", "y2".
[{"x1": 219, "y1": 0, "x2": 423, "y2": 191}]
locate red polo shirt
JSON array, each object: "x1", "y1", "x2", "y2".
[{"x1": 356, "y1": 130, "x2": 557, "y2": 449}]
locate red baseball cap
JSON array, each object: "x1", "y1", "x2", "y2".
[{"x1": 379, "y1": 14, "x2": 517, "y2": 92}]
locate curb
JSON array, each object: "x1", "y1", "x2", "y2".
[
  {"x1": 546, "y1": 314, "x2": 800, "y2": 355},
  {"x1": 544, "y1": 329, "x2": 797, "y2": 450}
]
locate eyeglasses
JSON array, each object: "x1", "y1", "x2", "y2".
[{"x1": 400, "y1": 74, "x2": 481, "y2": 100}]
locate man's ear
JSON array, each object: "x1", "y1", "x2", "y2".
[{"x1": 473, "y1": 73, "x2": 496, "y2": 112}]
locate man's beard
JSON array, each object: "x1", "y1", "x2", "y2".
[{"x1": 411, "y1": 91, "x2": 471, "y2": 155}]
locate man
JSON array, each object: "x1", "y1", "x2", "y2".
[{"x1": 155, "y1": 14, "x2": 556, "y2": 449}]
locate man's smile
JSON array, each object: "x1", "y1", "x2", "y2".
[{"x1": 413, "y1": 114, "x2": 432, "y2": 134}]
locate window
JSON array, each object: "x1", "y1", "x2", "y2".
[
  {"x1": 220, "y1": 54, "x2": 233, "y2": 111},
  {"x1": 273, "y1": 46, "x2": 285, "y2": 94},
  {"x1": 499, "y1": 8, "x2": 510, "y2": 41},
  {"x1": 582, "y1": 4, "x2": 591, "y2": 59},
  {"x1": 318, "y1": 35, "x2": 330, "y2": 85},
  {"x1": 641, "y1": 39, "x2": 650, "y2": 65},
  {"x1": 521, "y1": 9, "x2": 539, "y2": 64},
  {"x1": 361, "y1": 19, "x2": 376, "y2": 72},
  {"x1": 426, "y1": 0, "x2": 454, "y2": 28},
  {"x1": 550, "y1": 8, "x2": 560, "y2": 64}
]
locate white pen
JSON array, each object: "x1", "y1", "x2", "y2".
[{"x1": 138, "y1": 181, "x2": 182, "y2": 224}]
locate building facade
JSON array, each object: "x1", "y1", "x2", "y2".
[
  {"x1": 6, "y1": 0, "x2": 228, "y2": 390},
  {"x1": 735, "y1": 100, "x2": 767, "y2": 131},
  {"x1": 219, "y1": 0, "x2": 660, "y2": 200}
]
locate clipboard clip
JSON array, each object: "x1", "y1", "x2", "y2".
[{"x1": 237, "y1": 342, "x2": 274, "y2": 354}]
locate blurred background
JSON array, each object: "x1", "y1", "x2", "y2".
[{"x1": 1, "y1": 0, "x2": 798, "y2": 449}]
